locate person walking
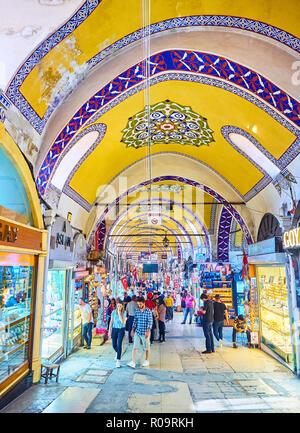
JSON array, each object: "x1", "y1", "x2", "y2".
[
  {"x1": 213, "y1": 294, "x2": 229, "y2": 348},
  {"x1": 175, "y1": 292, "x2": 181, "y2": 312},
  {"x1": 127, "y1": 296, "x2": 153, "y2": 369},
  {"x1": 157, "y1": 296, "x2": 166, "y2": 343},
  {"x1": 145, "y1": 292, "x2": 157, "y2": 344},
  {"x1": 180, "y1": 289, "x2": 187, "y2": 316},
  {"x1": 123, "y1": 291, "x2": 131, "y2": 309},
  {"x1": 200, "y1": 293, "x2": 215, "y2": 354},
  {"x1": 181, "y1": 291, "x2": 196, "y2": 324},
  {"x1": 107, "y1": 297, "x2": 116, "y2": 329},
  {"x1": 165, "y1": 292, "x2": 174, "y2": 321},
  {"x1": 126, "y1": 295, "x2": 138, "y2": 344},
  {"x1": 108, "y1": 301, "x2": 127, "y2": 367},
  {"x1": 78, "y1": 297, "x2": 94, "y2": 349}
]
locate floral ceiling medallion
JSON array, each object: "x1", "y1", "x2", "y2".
[{"x1": 121, "y1": 100, "x2": 214, "y2": 149}]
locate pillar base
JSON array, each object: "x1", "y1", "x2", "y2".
[{"x1": 31, "y1": 356, "x2": 41, "y2": 383}]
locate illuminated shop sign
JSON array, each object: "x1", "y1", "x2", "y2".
[{"x1": 283, "y1": 228, "x2": 300, "y2": 248}]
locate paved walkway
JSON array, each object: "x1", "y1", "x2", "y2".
[{"x1": 2, "y1": 312, "x2": 300, "y2": 413}]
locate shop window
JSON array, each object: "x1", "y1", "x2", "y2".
[
  {"x1": 0, "y1": 147, "x2": 33, "y2": 225},
  {"x1": 0, "y1": 261, "x2": 33, "y2": 384},
  {"x1": 293, "y1": 257, "x2": 300, "y2": 309},
  {"x1": 256, "y1": 265, "x2": 293, "y2": 366},
  {"x1": 41, "y1": 270, "x2": 66, "y2": 361}
]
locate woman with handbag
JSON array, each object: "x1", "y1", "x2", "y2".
[{"x1": 108, "y1": 301, "x2": 127, "y2": 368}]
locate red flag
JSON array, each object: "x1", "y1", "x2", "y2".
[
  {"x1": 132, "y1": 268, "x2": 137, "y2": 280},
  {"x1": 166, "y1": 275, "x2": 170, "y2": 286},
  {"x1": 242, "y1": 249, "x2": 249, "y2": 279},
  {"x1": 121, "y1": 276, "x2": 128, "y2": 290}
]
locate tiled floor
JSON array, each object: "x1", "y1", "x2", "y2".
[{"x1": 2, "y1": 312, "x2": 300, "y2": 413}]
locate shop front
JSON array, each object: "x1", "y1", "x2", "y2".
[
  {"x1": 67, "y1": 233, "x2": 88, "y2": 355},
  {"x1": 0, "y1": 124, "x2": 47, "y2": 407},
  {"x1": 282, "y1": 224, "x2": 300, "y2": 375},
  {"x1": 40, "y1": 217, "x2": 74, "y2": 363},
  {"x1": 200, "y1": 262, "x2": 234, "y2": 318},
  {"x1": 248, "y1": 237, "x2": 295, "y2": 371}
]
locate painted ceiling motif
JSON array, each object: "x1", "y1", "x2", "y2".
[
  {"x1": 1, "y1": 0, "x2": 300, "y2": 258},
  {"x1": 121, "y1": 100, "x2": 214, "y2": 149}
]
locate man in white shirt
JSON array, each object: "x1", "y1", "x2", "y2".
[{"x1": 78, "y1": 298, "x2": 94, "y2": 349}]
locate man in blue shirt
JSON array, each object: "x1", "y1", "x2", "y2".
[{"x1": 127, "y1": 296, "x2": 153, "y2": 369}]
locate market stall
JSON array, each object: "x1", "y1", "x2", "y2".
[
  {"x1": 248, "y1": 237, "x2": 295, "y2": 370},
  {"x1": 40, "y1": 217, "x2": 74, "y2": 363}
]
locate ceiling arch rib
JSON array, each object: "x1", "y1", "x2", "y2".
[
  {"x1": 6, "y1": 0, "x2": 299, "y2": 135},
  {"x1": 36, "y1": 48, "x2": 300, "y2": 199},
  {"x1": 107, "y1": 217, "x2": 193, "y2": 257},
  {"x1": 108, "y1": 217, "x2": 191, "y2": 248},
  {"x1": 104, "y1": 208, "x2": 198, "y2": 256},
  {"x1": 89, "y1": 176, "x2": 253, "y2": 250},
  {"x1": 98, "y1": 198, "x2": 210, "y2": 254}
]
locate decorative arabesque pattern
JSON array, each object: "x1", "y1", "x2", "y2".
[
  {"x1": 121, "y1": 100, "x2": 214, "y2": 149},
  {"x1": 96, "y1": 219, "x2": 106, "y2": 251},
  {"x1": 217, "y1": 206, "x2": 233, "y2": 262},
  {"x1": 36, "y1": 50, "x2": 300, "y2": 198},
  {"x1": 88, "y1": 176, "x2": 253, "y2": 252},
  {"x1": 6, "y1": 11, "x2": 299, "y2": 134}
]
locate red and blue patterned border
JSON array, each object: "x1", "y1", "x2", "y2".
[
  {"x1": 36, "y1": 49, "x2": 300, "y2": 198},
  {"x1": 5, "y1": 8, "x2": 299, "y2": 134},
  {"x1": 217, "y1": 206, "x2": 233, "y2": 262}
]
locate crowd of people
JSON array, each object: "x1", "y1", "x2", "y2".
[{"x1": 77, "y1": 281, "x2": 252, "y2": 369}]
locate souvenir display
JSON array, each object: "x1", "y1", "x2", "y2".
[
  {"x1": 0, "y1": 264, "x2": 33, "y2": 383},
  {"x1": 200, "y1": 263, "x2": 234, "y2": 310}
]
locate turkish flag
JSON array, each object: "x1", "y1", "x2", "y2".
[
  {"x1": 166, "y1": 275, "x2": 170, "y2": 286},
  {"x1": 132, "y1": 268, "x2": 137, "y2": 280},
  {"x1": 242, "y1": 248, "x2": 249, "y2": 279},
  {"x1": 121, "y1": 276, "x2": 128, "y2": 290}
]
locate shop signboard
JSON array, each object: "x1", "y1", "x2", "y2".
[
  {"x1": 196, "y1": 253, "x2": 206, "y2": 263},
  {"x1": 49, "y1": 217, "x2": 74, "y2": 262},
  {"x1": 248, "y1": 237, "x2": 277, "y2": 256},
  {"x1": 283, "y1": 228, "x2": 300, "y2": 249},
  {"x1": 0, "y1": 217, "x2": 43, "y2": 251},
  {"x1": 147, "y1": 213, "x2": 161, "y2": 226}
]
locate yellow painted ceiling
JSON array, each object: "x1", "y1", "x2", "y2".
[
  {"x1": 19, "y1": 0, "x2": 300, "y2": 118},
  {"x1": 69, "y1": 80, "x2": 296, "y2": 203}
]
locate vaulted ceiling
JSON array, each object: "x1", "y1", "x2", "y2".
[{"x1": 2, "y1": 0, "x2": 300, "y2": 258}]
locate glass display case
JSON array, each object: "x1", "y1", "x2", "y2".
[
  {"x1": 41, "y1": 270, "x2": 65, "y2": 361},
  {"x1": 0, "y1": 263, "x2": 33, "y2": 384},
  {"x1": 256, "y1": 265, "x2": 293, "y2": 366}
]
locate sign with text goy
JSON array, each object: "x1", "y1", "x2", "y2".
[
  {"x1": 283, "y1": 227, "x2": 300, "y2": 249},
  {"x1": 50, "y1": 216, "x2": 73, "y2": 262}
]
